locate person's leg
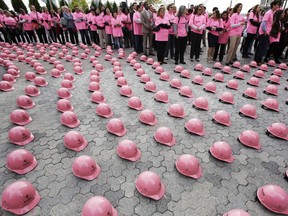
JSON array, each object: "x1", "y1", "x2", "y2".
[
  {"x1": 195, "y1": 33, "x2": 202, "y2": 60},
  {"x1": 68, "y1": 28, "x2": 75, "y2": 44},
  {"x1": 225, "y1": 36, "x2": 237, "y2": 64},
  {"x1": 170, "y1": 35, "x2": 175, "y2": 59},
  {"x1": 158, "y1": 41, "x2": 166, "y2": 63},
  {"x1": 41, "y1": 27, "x2": 48, "y2": 43},
  {"x1": 214, "y1": 43, "x2": 219, "y2": 61},
  {"x1": 179, "y1": 36, "x2": 187, "y2": 63},
  {"x1": 143, "y1": 33, "x2": 148, "y2": 55},
  {"x1": 139, "y1": 35, "x2": 143, "y2": 52},
  {"x1": 219, "y1": 44, "x2": 226, "y2": 62},
  {"x1": 190, "y1": 32, "x2": 197, "y2": 60},
  {"x1": 174, "y1": 37, "x2": 180, "y2": 63},
  {"x1": 148, "y1": 31, "x2": 153, "y2": 54},
  {"x1": 156, "y1": 40, "x2": 161, "y2": 62},
  {"x1": 242, "y1": 33, "x2": 254, "y2": 57},
  {"x1": 85, "y1": 29, "x2": 91, "y2": 45},
  {"x1": 273, "y1": 42, "x2": 281, "y2": 63},
  {"x1": 254, "y1": 34, "x2": 269, "y2": 64},
  {"x1": 164, "y1": 35, "x2": 170, "y2": 58},
  {"x1": 202, "y1": 29, "x2": 206, "y2": 47},
  {"x1": 79, "y1": 30, "x2": 86, "y2": 44}
]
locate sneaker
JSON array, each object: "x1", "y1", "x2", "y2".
[
  {"x1": 162, "y1": 61, "x2": 168, "y2": 64},
  {"x1": 190, "y1": 59, "x2": 194, "y2": 62},
  {"x1": 196, "y1": 59, "x2": 200, "y2": 62},
  {"x1": 149, "y1": 53, "x2": 155, "y2": 56}
]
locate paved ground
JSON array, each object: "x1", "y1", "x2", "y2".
[{"x1": 0, "y1": 44, "x2": 287, "y2": 216}]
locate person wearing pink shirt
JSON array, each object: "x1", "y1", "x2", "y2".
[
  {"x1": 29, "y1": 5, "x2": 48, "y2": 43},
  {"x1": 42, "y1": 7, "x2": 53, "y2": 43},
  {"x1": 225, "y1": 3, "x2": 246, "y2": 65},
  {"x1": 242, "y1": 5, "x2": 261, "y2": 58},
  {"x1": 111, "y1": 11, "x2": 123, "y2": 49},
  {"x1": 154, "y1": 8, "x2": 171, "y2": 64},
  {"x1": 173, "y1": 6, "x2": 188, "y2": 65},
  {"x1": 201, "y1": 5, "x2": 209, "y2": 47},
  {"x1": 3, "y1": 10, "x2": 18, "y2": 44},
  {"x1": 88, "y1": 10, "x2": 98, "y2": 44},
  {"x1": 103, "y1": 8, "x2": 113, "y2": 47},
  {"x1": 19, "y1": 8, "x2": 37, "y2": 43},
  {"x1": 254, "y1": 0, "x2": 281, "y2": 64},
  {"x1": 50, "y1": 9, "x2": 64, "y2": 44},
  {"x1": 188, "y1": 5, "x2": 206, "y2": 62},
  {"x1": 133, "y1": 4, "x2": 144, "y2": 53},
  {"x1": 265, "y1": 10, "x2": 284, "y2": 63},
  {"x1": 164, "y1": 4, "x2": 176, "y2": 60},
  {"x1": 73, "y1": 6, "x2": 91, "y2": 45},
  {"x1": 95, "y1": 9, "x2": 106, "y2": 48},
  {"x1": 214, "y1": 11, "x2": 230, "y2": 62},
  {"x1": 0, "y1": 9, "x2": 9, "y2": 42},
  {"x1": 121, "y1": 8, "x2": 133, "y2": 48},
  {"x1": 206, "y1": 9, "x2": 223, "y2": 63},
  {"x1": 186, "y1": 8, "x2": 193, "y2": 45}
]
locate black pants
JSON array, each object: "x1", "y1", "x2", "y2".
[
  {"x1": 123, "y1": 30, "x2": 133, "y2": 48},
  {"x1": 0, "y1": 27, "x2": 9, "y2": 42},
  {"x1": 79, "y1": 29, "x2": 91, "y2": 45},
  {"x1": 214, "y1": 43, "x2": 226, "y2": 62},
  {"x1": 25, "y1": 30, "x2": 37, "y2": 43},
  {"x1": 68, "y1": 28, "x2": 79, "y2": 44},
  {"x1": 190, "y1": 31, "x2": 202, "y2": 60},
  {"x1": 90, "y1": 30, "x2": 98, "y2": 44},
  {"x1": 157, "y1": 41, "x2": 167, "y2": 63},
  {"x1": 242, "y1": 33, "x2": 256, "y2": 56},
  {"x1": 134, "y1": 35, "x2": 143, "y2": 53},
  {"x1": 64, "y1": 29, "x2": 69, "y2": 42},
  {"x1": 35, "y1": 27, "x2": 48, "y2": 43},
  {"x1": 164, "y1": 34, "x2": 175, "y2": 58},
  {"x1": 266, "y1": 42, "x2": 281, "y2": 62},
  {"x1": 6, "y1": 28, "x2": 18, "y2": 44},
  {"x1": 254, "y1": 34, "x2": 269, "y2": 63},
  {"x1": 175, "y1": 36, "x2": 187, "y2": 63}
]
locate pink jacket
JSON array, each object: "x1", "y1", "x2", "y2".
[
  {"x1": 218, "y1": 18, "x2": 230, "y2": 44},
  {"x1": 165, "y1": 12, "x2": 175, "y2": 35},
  {"x1": 174, "y1": 16, "x2": 187, "y2": 37},
  {"x1": 41, "y1": 12, "x2": 52, "y2": 30},
  {"x1": 121, "y1": 13, "x2": 132, "y2": 31},
  {"x1": 246, "y1": 12, "x2": 261, "y2": 34},
  {"x1": 111, "y1": 16, "x2": 123, "y2": 37},
  {"x1": 3, "y1": 16, "x2": 16, "y2": 27},
  {"x1": 73, "y1": 12, "x2": 87, "y2": 30},
  {"x1": 95, "y1": 14, "x2": 105, "y2": 29},
  {"x1": 229, "y1": 13, "x2": 245, "y2": 37},
  {"x1": 29, "y1": 11, "x2": 42, "y2": 24},
  {"x1": 88, "y1": 15, "x2": 97, "y2": 31},
  {"x1": 189, "y1": 14, "x2": 206, "y2": 35},
  {"x1": 19, "y1": 14, "x2": 33, "y2": 31},
  {"x1": 103, "y1": 14, "x2": 112, "y2": 34},
  {"x1": 259, "y1": 9, "x2": 274, "y2": 35},
  {"x1": 207, "y1": 17, "x2": 223, "y2": 36},
  {"x1": 133, "y1": 11, "x2": 142, "y2": 35},
  {"x1": 155, "y1": 16, "x2": 170, "y2": 41}
]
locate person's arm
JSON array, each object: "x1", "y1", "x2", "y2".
[{"x1": 249, "y1": 19, "x2": 260, "y2": 27}]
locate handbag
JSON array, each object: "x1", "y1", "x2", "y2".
[
  {"x1": 31, "y1": 20, "x2": 39, "y2": 30},
  {"x1": 60, "y1": 17, "x2": 67, "y2": 26}
]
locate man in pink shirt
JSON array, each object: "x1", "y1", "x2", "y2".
[
  {"x1": 133, "y1": 3, "x2": 144, "y2": 53},
  {"x1": 254, "y1": 0, "x2": 281, "y2": 64},
  {"x1": 73, "y1": 6, "x2": 91, "y2": 45}
]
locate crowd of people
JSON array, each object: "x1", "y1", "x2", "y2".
[{"x1": 0, "y1": 0, "x2": 287, "y2": 66}]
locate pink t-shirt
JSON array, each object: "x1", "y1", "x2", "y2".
[
  {"x1": 3, "y1": 16, "x2": 16, "y2": 26},
  {"x1": 189, "y1": 14, "x2": 206, "y2": 35},
  {"x1": 218, "y1": 19, "x2": 230, "y2": 44},
  {"x1": 207, "y1": 17, "x2": 223, "y2": 36},
  {"x1": 29, "y1": 12, "x2": 42, "y2": 24},
  {"x1": 229, "y1": 13, "x2": 245, "y2": 37},
  {"x1": 19, "y1": 14, "x2": 33, "y2": 31},
  {"x1": 174, "y1": 16, "x2": 187, "y2": 37},
  {"x1": 73, "y1": 12, "x2": 87, "y2": 30},
  {"x1": 111, "y1": 16, "x2": 123, "y2": 37},
  {"x1": 246, "y1": 12, "x2": 261, "y2": 34},
  {"x1": 88, "y1": 15, "x2": 97, "y2": 31},
  {"x1": 41, "y1": 12, "x2": 52, "y2": 29},
  {"x1": 155, "y1": 16, "x2": 170, "y2": 41},
  {"x1": 120, "y1": 13, "x2": 132, "y2": 31},
  {"x1": 133, "y1": 11, "x2": 142, "y2": 35},
  {"x1": 95, "y1": 14, "x2": 105, "y2": 29},
  {"x1": 103, "y1": 14, "x2": 112, "y2": 34},
  {"x1": 165, "y1": 12, "x2": 175, "y2": 35},
  {"x1": 259, "y1": 9, "x2": 274, "y2": 35}
]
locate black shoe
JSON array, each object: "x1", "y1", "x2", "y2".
[
  {"x1": 180, "y1": 61, "x2": 186, "y2": 64},
  {"x1": 190, "y1": 59, "x2": 194, "y2": 62},
  {"x1": 242, "y1": 55, "x2": 249, "y2": 58},
  {"x1": 275, "y1": 60, "x2": 281, "y2": 64},
  {"x1": 264, "y1": 58, "x2": 269, "y2": 63},
  {"x1": 149, "y1": 53, "x2": 155, "y2": 56},
  {"x1": 196, "y1": 59, "x2": 200, "y2": 62},
  {"x1": 175, "y1": 61, "x2": 178, "y2": 65},
  {"x1": 225, "y1": 63, "x2": 230, "y2": 66},
  {"x1": 162, "y1": 61, "x2": 167, "y2": 64}
]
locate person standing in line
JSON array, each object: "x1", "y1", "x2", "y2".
[
  {"x1": 95, "y1": 8, "x2": 106, "y2": 48},
  {"x1": 154, "y1": 7, "x2": 170, "y2": 64},
  {"x1": 254, "y1": 0, "x2": 281, "y2": 65},
  {"x1": 201, "y1": 5, "x2": 209, "y2": 47},
  {"x1": 50, "y1": 9, "x2": 64, "y2": 44},
  {"x1": 3, "y1": 10, "x2": 18, "y2": 44},
  {"x1": 173, "y1": 5, "x2": 188, "y2": 65},
  {"x1": 133, "y1": 4, "x2": 144, "y2": 53},
  {"x1": 121, "y1": 7, "x2": 133, "y2": 48},
  {"x1": 188, "y1": 5, "x2": 206, "y2": 62},
  {"x1": 111, "y1": 10, "x2": 123, "y2": 49},
  {"x1": 19, "y1": 8, "x2": 37, "y2": 43},
  {"x1": 63, "y1": 6, "x2": 78, "y2": 45},
  {"x1": 59, "y1": 8, "x2": 69, "y2": 43},
  {"x1": 224, "y1": 3, "x2": 246, "y2": 65},
  {"x1": 88, "y1": 10, "x2": 98, "y2": 44},
  {"x1": 164, "y1": 3, "x2": 176, "y2": 60},
  {"x1": 103, "y1": 8, "x2": 113, "y2": 46},
  {"x1": 41, "y1": 7, "x2": 54, "y2": 43},
  {"x1": 73, "y1": 6, "x2": 91, "y2": 45},
  {"x1": 30, "y1": 5, "x2": 48, "y2": 43}
]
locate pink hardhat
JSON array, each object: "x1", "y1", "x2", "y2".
[
  {"x1": 0, "y1": 80, "x2": 14, "y2": 91},
  {"x1": 233, "y1": 70, "x2": 245, "y2": 80},
  {"x1": 10, "y1": 109, "x2": 32, "y2": 126},
  {"x1": 136, "y1": 68, "x2": 145, "y2": 76},
  {"x1": 16, "y1": 95, "x2": 35, "y2": 109},
  {"x1": 134, "y1": 62, "x2": 142, "y2": 70},
  {"x1": 152, "y1": 61, "x2": 160, "y2": 69},
  {"x1": 0, "y1": 181, "x2": 40, "y2": 215},
  {"x1": 170, "y1": 78, "x2": 182, "y2": 89},
  {"x1": 254, "y1": 70, "x2": 265, "y2": 79},
  {"x1": 278, "y1": 63, "x2": 288, "y2": 70},
  {"x1": 257, "y1": 184, "x2": 288, "y2": 214},
  {"x1": 25, "y1": 72, "x2": 36, "y2": 81},
  {"x1": 140, "y1": 55, "x2": 147, "y2": 62},
  {"x1": 223, "y1": 209, "x2": 250, "y2": 216},
  {"x1": 33, "y1": 62, "x2": 42, "y2": 69},
  {"x1": 6, "y1": 149, "x2": 37, "y2": 174},
  {"x1": 61, "y1": 79, "x2": 74, "y2": 89},
  {"x1": 90, "y1": 70, "x2": 100, "y2": 77},
  {"x1": 113, "y1": 66, "x2": 122, "y2": 73},
  {"x1": 204, "y1": 81, "x2": 217, "y2": 93},
  {"x1": 174, "y1": 65, "x2": 184, "y2": 73},
  {"x1": 58, "y1": 52, "x2": 65, "y2": 59},
  {"x1": 91, "y1": 91, "x2": 106, "y2": 104},
  {"x1": 118, "y1": 52, "x2": 125, "y2": 59},
  {"x1": 193, "y1": 97, "x2": 209, "y2": 110},
  {"x1": 2, "y1": 73, "x2": 15, "y2": 83},
  {"x1": 222, "y1": 66, "x2": 232, "y2": 74},
  {"x1": 89, "y1": 55, "x2": 96, "y2": 62},
  {"x1": 268, "y1": 75, "x2": 280, "y2": 85},
  {"x1": 213, "y1": 62, "x2": 223, "y2": 70},
  {"x1": 57, "y1": 87, "x2": 72, "y2": 99},
  {"x1": 232, "y1": 61, "x2": 241, "y2": 69},
  {"x1": 96, "y1": 64, "x2": 104, "y2": 72},
  {"x1": 264, "y1": 84, "x2": 278, "y2": 96},
  {"x1": 154, "y1": 127, "x2": 176, "y2": 146},
  {"x1": 96, "y1": 103, "x2": 113, "y2": 118},
  {"x1": 202, "y1": 67, "x2": 213, "y2": 76},
  {"x1": 60, "y1": 111, "x2": 80, "y2": 128},
  {"x1": 64, "y1": 73, "x2": 76, "y2": 82},
  {"x1": 262, "y1": 98, "x2": 279, "y2": 112},
  {"x1": 267, "y1": 122, "x2": 288, "y2": 140},
  {"x1": 194, "y1": 63, "x2": 204, "y2": 72},
  {"x1": 56, "y1": 64, "x2": 66, "y2": 72},
  {"x1": 144, "y1": 81, "x2": 157, "y2": 92},
  {"x1": 114, "y1": 70, "x2": 124, "y2": 79},
  {"x1": 82, "y1": 196, "x2": 117, "y2": 216},
  {"x1": 25, "y1": 85, "x2": 40, "y2": 97},
  {"x1": 74, "y1": 66, "x2": 84, "y2": 75},
  {"x1": 72, "y1": 155, "x2": 101, "y2": 180},
  {"x1": 135, "y1": 171, "x2": 165, "y2": 200},
  {"x1": 268, "y1": 59, "x2": 276, "y2": 67},
  {"x1": 117, "y1": 77, "x2": 127, "y2": 86},
  {"x1": 247, "y1": 77, "x2": 260, "y2": 87},
  {"x1": 272, "y1": 68, "x2": 283, "y2": 77},
  {"x1": 192, "y1": 75, "x2": 204, "y2": 85},
  {"x1": 159, "y1": 72, "x2": 170, "y2": 81},
  {"x1": 126, "y1": 56, "x2": 133, "y2": 63},
  {"x1": 241, "y1": 64, "x2": 250, "y2": 73},
  {"x1": 185, "y1": 118, "x2": 205, "y2": 136},
  {"x1": 57, "y1": 99, "x2": 74, "y2": 112},
  {"x1": 34, "y1": 76, "x2": 48, "y2": 87},
  {"x1": 167, "y1": 104, "x2": 186, "y2": 118},
  {"x1": 106, "y1": 118, "x2": 127, "y2": 137},
  {"x1": 180, "y1": 69, "x2": 191, "y2": 79},
  {"x1": 210, "y1": 141, "x2": 234, "y2": 163},
  {"x1": 64, "y1": 131, "x2": 88, "y2": 152},
  {"x1": 8, "y1": 126, "x2": 34, "y2": 146},
  {"x1": 7, "y1": 68, "x2": 19, "y2": 77},
  {"x1": 88, "y1": 82, "x2": 100, "y2": 92},
  {"x1": 80, "y1": 52, "x2": 88, "y2": 59},
  {"x1": 154, "y1": 90, "x2": 169, "y2": 103},
  {"x1": 219, "y1": 92, "x2": 235, "y2": 104},
  {"x1": 213, "y1": 72, "x2": 225, "y2": 82},
  {"x1": 260, "y1": 64, "x2": 268, "y2": 72},
  {"x1": 73, "y1": 62, "x2": 82, "y2": 68},
  {"x1": 92, "y1": 60, "x2": 100, "y2": 67},
  {"x1": 94, "y1": 51, "x2": 101, "y2": 57},
  {"x1": 243, "y1": 87, "x2": 257, "y2": 99},
  {"x1": 18, "y1": 54, "x2": 25, "y2": 61},
  {"x1": 128, "y1": 96, "x2": 144, "y2": 110},
  {"x1": 113, "y1": 61, "x2": 122, "y2": 67},
  {"x1": 140, "y1": 74, "x2": 151, "y2": 83},
  {"x1": 25, "y1": 57, "x2": 32, "y2": 64},
  {"x1": 155, "y1": 66, "x2": 164, "y2": 74},
  {"x1": 239, "y1": 104, "x2": 258, "y2": 119},
  {"x1": 175, "y1": 154, "x2": 202, "y2": 179},
  {"x1": 35, "y1": 66, "x2": 47, "y2": 75},
  {"x1": 139, "y1": 109, "x2": 158, "y2": 125},
  {"x1": 51, "y1": 68, "x2": 62, "y2": 78},
  {"x1": 213, "y1": 110, "x2": 231, "y2": 126},
  {"x1": 117, "y1": 139, "x2": 141, "y2": 161},
  {"x1": 238, "y1": 130, "x2": 261, "y2": 150},
  {"x1": 130, "y1": 59, "x2": 137, "y2": 66},
  {"x1": 119, "y1": 85, "x2": 133, "y2": 97},
  {"x1": 72, "y1": 50, "x2": 79, "y2": 56},
  {"x1": 179, "y1": 86, "x2": 193, "y2": 98},
  {"x1": 249, "y1": 61, "x2": 258, "y2": 68},
  {"x1": 84, "y1": 48, "x2": 90, "y2": 54}
]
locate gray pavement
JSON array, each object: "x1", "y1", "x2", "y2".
[{"x1": 0, "y1": 44, "x2": 287, "y2": 216}]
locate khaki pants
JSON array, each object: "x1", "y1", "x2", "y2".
[
  {"x1": 97, "y1": 29, "x2": 106, "y2": 48},
  {"x1": 225, "y1": 36, "x2": 241, "y2": 64},
  {"x1": 143, "y1": 30, "x2": 153, "y2": 54}
]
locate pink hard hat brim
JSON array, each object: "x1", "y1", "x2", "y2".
[
  {"x1": 175, "y1": 162, "x2": 203, "y2": 179},
  {"x1": 239, "y1": 110, "x2": 258, "y2": 119},
  {"x1": 159, "y1": 77, "x2": 170, "y2": 81},
  {"x1": 20, "y1": 102, "x2": 36, "y2": 110},
  {"x1": 136, "y1": 182, "x2": 165, "y2": 200},
  {"x1": 144, "y1": 88, "x2": 156, "y2": 93},
  {"x1": 267, "y1": 126, "x2": 288, "y2": 140},
  {"x1": 61, "y1": 119, "x2": 80, "y2": 128},
  {"x1": 37, "y1": 82, "x2": 48, "y2": 87},
  {"x1": 97, "y1": 111, "x2": 114, "y2": 118},
  {"x1": 11, "y1": 157, "x2": 38, "y2": 174},
  {"x1": 168, "y1": 111, "x2": 185, "y2": 119},
  {"x1": 238, "y1": 136, "x2": 261, "y2": 150},
  {"x1": 74, "y1": 164, "x2": 101, "y2": 180},
  {"x1": 210, "y1": 147, "x2": 234, "y2": 163},
  {"x1": 1, "y1": 86, "x2": 14, "y2": 92},
  {"x1": 59, "y1": 94, "x2": 73, "y2": 99},
  {"x1": 58, "y1": 105, "x2": 74, "y2": 113},
  {"x1": 180, "y1": 92, "x2": 193, "y2": 98},
  {"x1": 92, "y1": 98, "x2": 106, "y2": 104},
  {"x1": 213, "y1": 118, "x2": 231, "y2": 127},
  {"x1": 154, "y1": 135, "x2": 176, "y2": 147},
  {"x1": 120, "y1": 93, "x2": 133, "y2": 97},
  {"x1": 75, "y1": 71, "x2": 84, "y2": 75},
  {"x1": 67, "y1": 139, "x2": 88, "y2": 152},
  {"x1": 37, "y1": 71, "x2": 47, "y2": 75},
  {"x1": 12, "y1": 134, "x2": 34, "y2": 146},
  {"x1": 261, "y1": 103, "x2": 279, "y2": 112},
  {"x1": 13, "y1": 116, "x2": 33, "y2": 126},
  {"x1": 1, "y1": 190, "x2": 40, "y2": 215},
  {"x1": 117, "y1": 148, "x2": 141, "y2": 162},
  {"x1": 128, "y1": 104, "x2": 143, "y2": 111},
  {"x1": 52, "y1": 74, "x2": 62, "y2": 78},
  {"x1": 107, "y1": 127, "x2": 127, "y2": 137},
  {"x1": 139, "y1": 117, "x2": 158, "y2": 126}
]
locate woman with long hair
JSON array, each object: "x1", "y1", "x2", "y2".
[
  {"x1": 50, "y1": 9, "x2": 64, "y2": 44},
  {"x1": 41, "y1": 7, "x2": 54, "y2": 43},
  {"x1": 111, "y1": 10, "x2": 123, "y2": 49},
  {"x1": 225, "y1": 3, "x2": 246, "y2": 65},
  {"x1": 19, "y1": 8, "x2": 37, "y2": 43},
  {"x1": 62, "y1": 6, "x2": 79, "y2": 45},
  {"x1": 103, "y1": 8, "x2": 113, "y2": 46},
  {"x1": 173, "y1": 5, "x2": 188, "y2": 65},
  {"x1": 206, "y1": 9, "x2": 223, "y2": 63}
]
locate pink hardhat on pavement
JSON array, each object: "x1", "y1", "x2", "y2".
[
  {"x1": 213, "y1": 62, "x2": 222, "y2": 70},
  {"x1": 192, "y1": 75, "x2": 204, "y2": 85},
  {"x1": 175, "y1": 154, "x2": 202, "y2": 179},
  {"x1": 34, "y1": 76, "x2": 48, "y2": 87},
  {"x1": 247, "y1": 77, "x2": 260, "y2": 87},
  {"x1": 74, "y1": 66, "x2": 84, "y2": 75},
  {"x1": 266, "y1": 122, "x2": 288, "y2": 140},
  {"x1": 25, "y1": 72, "x2": 36, "y2": 81},
  {"x1": 61, "y1": 79, "x2": 74, "y2": 89},
  {"x1": 260, "y1": 64, "x2": 268, "y2": 72},
  {"x1": 213, "y1": 73, "x2": 225, "y2": 82},
  {"x1": 144, "y1": 81, "x2": 157, "y2": 92},
  {"x1": 243, "y1": 87, "x2": 257, "y2": 99},
  {"x1": 154, "y1": 90, "x2": 169, "y2": 103},
  {"x1": 159, "y1": 72, "x2": 170, "y2": 81},
  {"x1": 0, "y1": 81, "x2": 14, "y2": 91},
  {"x1": 90, "y1": 69, "x2": 100, "y2": 77},
  {"x1": 140, "y1": 55, "x2": 147, "y2": 61},
  {"x1": 0, "y1": 180, "x2": 40, "y2": 215},
  {"x1": 140, "y1": 74, "x2": 151, "y2": 83},
  {"x1": 272, "y1": 68, "x2": 283, "y2": 77},
  {"x1": 154, "y1": 127, "x2": 176, "y2": 146},
  {"x1": 179, "y1": 86, "x2": 193, "y2": 98},
  {"x1": 146, "y1": 58, "x2": 154, "y2": 65},
  {"x1": 136, "y1": 68, "x2": 145, "y2": 76},
  {"x1": 6, "y1": 149, "x2": 37, "y2": 174},
  {"x1": 60, "y1": 111, "x2": 80, "y2": 128},
  {"x1": 119, "y1": 85, "x2": 133, "y2": 97},
  {"x1": 155, "y1": 66, "x2": 164, "y2": 74},
  {"x1": 35, "y1": 66, "x2": 47, "y2": 75},
  {"x1": 16, "y1": 95, "x2": 35, "y2": 109},
  {"x1": 185, "y1": 118, "x2": 205, "y2": 136},
  {"x1": 210, "y1": 141, "x2": 234, "y2": 163},
  {"x1": 249, "y1": 61, "x2": 258, "y2": 68},
  {"x1": 82, "y1": 196, "x2": 117, "y2": 216},
  {"x1": 257, "y1": 184, "x2": 288, "y2": 214},
  {"x1": 72, "y1": 155, "x2": 100, "y2": 180},
  {"x1": 55, "y1": 64, "x2": 66, "y2": 72},
  {"x1": 223, "y1": 209, "x2": 250, "y2": 216},
  {"x1": 232, "y1": 61, "x2": 241, "y2": 69},
  {"x1": 262, "y1": 98, "x2": 279, "y2": 112},
  {"x1": 106, "y1": 118, "x2": 127, "y2": 137},
  {"x1": 152, "y1": 62, "x2": 160, "y2": 69},
  {"x1": 96, "y1": 103, "x2": 113, "y2": 118},
  {"x1": 64, "y1": 131, "x2": 88, "y2": 151},
  {"x1": 202, "y1": 67, "x2": 213, "y2": 76},
  {"x1": 204, "y1": 81, "x2": 217, "y2": 93},
  {"x1": 134, "y1": 62, "x2": 142, "y2": 70},
  {"x1": 233, "y1": 70, "x2": 245, "y2": 80},
  {"x1": 241, "y1": 64, "x2": 250, "y2": 73},
  {"x1": 8, "y1": 126, "x2": 34, "y2": 146},
  {"x1": 128, "y1": 96, "x2": 143, "y2": 110},
  {"x1": 10, "y1": 109, "x2": 32, "y2": 125},
  {"x1": 213, "y1": 110, "x2": 231, "y2": 126},
  {"x1": 96, "y1": 64, "x2": 104, "y2": 72},
  {"x1": 167, "y1": 104, "x2": 186, "y2": 118},
  {"x1": 64, "y1": 73, "x2": 75, "y2": 82},
  {"x1": 117, "y1": 139, "x2": 141, "y2": 161},
  {"x1": 57, "y1": 87, "x2": 72, "y2": 99},
  {"x1": 118, "y1": 52, "x2": 125, "y2": 59},
  {"x1": 193, "y1": 97, "x2": 209, "y2": 110},
  {"x1": 194, "y1": 63, "x2": 204, "y2": 72},
  {"x1": 7, "y1": 68, "x2": 19, "y2": 77},
  {"x1": 88, "y1": 82, "x2": 100, "y2": 92},
  {"x1": 268, "y1": 75, "x2": 280, "y2": 85},
  {"x1": 180, "y1": 69, "x2": 191, "y2": 79},
  {"x1": 254, "y1": 70, "x2": 265, "y2": 79},
  {"x1": 174, "y1": 65, "x2": 184, "y2": 73},
  {"x1": 264, "y1": 84, "x2": 278, "y2": 96},
  {"x1": 91, "y1": 91, "x2": 106, "y2": 104},
  {"x1": 238, "y1": 130, "x2": 261, "y2": 150},
  {"x1": 135, "y1": 171, "x2": 165, "y2": 200},
  {"x1": 219, "y1": 92, "x2": 235, "y2": 104},
  {"x1": 139, "y1": 109, "x2": 158, "y2": 125},
  {"x1": 114, "y1": 70, "x2": 124, "y2": 79},
  {"x1": 117, "y1": 77, "x2": 127, "y2": 86},
  {"x1": 222, "y1": 66, "x2": 232, "y2": 74},
  {"x1": 278, "y1": 62, "x2": 288, "y2": 70},
  {"x1": 130, "y1": 59, "x2": 137, "y2": 66},
  {"x1": 105, "y1": 54, "x2": 112, "y2": 61},
  {"x1": 113, "y1": 66, "x2": 122, "y2": 73},
  {"x1": 268, "y1": 59, "x2": 276, "y2": 67},
  {"x1": 170, "y1": 78, "x2": 182, "y2": 89},
  {"x1": 2, "y1": 73, "x2": 15, "y2": 83},
  {"x1": 51, "y1": 68, "x2": 62, "y2": 78},
  {"x1": 25, "y1": 85, "x2": 40, "y2": 97},
  {"x1": 57, "y1": 99, "x2": 74, "y2": 112},
  {"x1": 239, "y1": 104, "x2": 258, "y2": 119}
]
